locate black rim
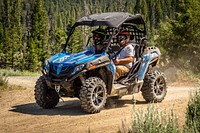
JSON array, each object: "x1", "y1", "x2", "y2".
[
  {"x1": 154, "y1": 76, "x2": 166, "y2": 96},
  {"x1": 46, "y1": 89, "x2": 57, "y2": 101},
  {"x1": 92, "y1": 85, "x2": 105, "y2": 106},
  {"x1": 46, "y1": 90, "x2": 52, "y2": 99}
]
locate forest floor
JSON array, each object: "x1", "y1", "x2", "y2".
[{"x1": 0, "y1": 76, "x2": 198, "y2": 133}]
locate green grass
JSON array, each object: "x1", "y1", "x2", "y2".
[{"x1": 0, "y1": 69, "x2": 41, "y2": 76}]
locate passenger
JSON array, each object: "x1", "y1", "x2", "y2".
[{"x1": 113, "y1": 30, "x2": 135, "y2": 80}]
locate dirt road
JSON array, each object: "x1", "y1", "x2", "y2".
[{"x1": 0, "y1": 76, "x2": 198, "y2": 133}]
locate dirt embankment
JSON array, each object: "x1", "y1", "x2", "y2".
[{"x1": 0, "y1": 76, "x2": 198, "y2": 133}]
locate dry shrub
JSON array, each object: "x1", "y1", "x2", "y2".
[
  {"x1": 0, "y1": 73, "x2": 8, "y2": 90},
  {"x1": 119, "y1": 104, "x2": 180, "y2": 133},
  {"x1": 184, "y1": 88, "x2": 200, "y2": 133}
]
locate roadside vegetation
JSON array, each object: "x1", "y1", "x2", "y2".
[
  {"x1": 0, "y1": 70, "x2": 37, "y2": 91},
  {"x1": 123, "y1": 105, "x2": 180, "y2": 133},
  {"x1": 184, "y1": 89, "x2": 200, "y2": 132},
  {"x1": 176, "y1": 69, "x2": 200, "y2": 85},
  {"x1": 0, "y1": 69, "x2": 40, "y2": 76},
  {"x1": 169, "y1": 66, "x2": 199, "y2": 86},
  {"x1": 119, "y1": 87, "x2": 200, "y2": 133},
  {"x1": 0, "y1": 73, "x2": 8, "y2": 90}
]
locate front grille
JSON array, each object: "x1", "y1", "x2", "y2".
[
  {"x1": 49, "y1": 64, "x2": 73, "y2": 79},
  {"x1": 52, "y1": 65, "x2": 69, "y2": 73}
]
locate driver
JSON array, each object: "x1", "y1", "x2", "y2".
[
  {"x1": 113, "y1": 30, "x2": 135, "y2": 80},
  {"x1": 92, "y1": 28, "x2": 108, "y2": 54}
]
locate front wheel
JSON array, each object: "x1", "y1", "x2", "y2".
[
  {"x1": 34, "y1": 76, "x2": 59, "y2": 108},
  {"x1": 79, "y1": 77, "x2": 107, "y2": 114},
  {"x1": 141, "y1": 70, "x2": 167, "y2": 102}
]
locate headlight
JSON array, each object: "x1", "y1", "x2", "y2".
[
  {"x1": 44, "y1": 60, "x2": 50, "y2": 73},
  {"x1": 71, "y1": 64, "x2": 85, "y2": 75}
]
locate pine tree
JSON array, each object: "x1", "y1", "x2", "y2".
[
  {"x1": 156, "y1": 0, "x2": 200, "y2": 71},
  {"x1": 171, "y1": 0, "x2": 177, "y2": 19},
  {"x1": 134, "y1": 0, "x2": 142, "y2": 14},
  {"x1": 166, "y1": 0, "x2": 172, "y2": 18},
  {"x1": 141, "y1": 0, "x2": 148, "y2": 23},
  {"x1": 155, "y1": 0, "x2": 162, "y2": 28},
  {"x1": 0, "y1": 0, "x2": 184, "y2": 71},
  {"x1": 66, "y1": 17, "x2": 83, "y2": 53},
  {"x1": 9, "y1": 0, "x2": 23, "y2": 69},
  {"x1": 149, "y1": 0, "x2": 156, "y2": 30},
  {"x1": 160, "y1": 0, "x2": 167, "y2": 21},
  {"x1": 29, "y1": 0, "x2": 49, "y2": 71},
  {"x1": 1, "y1": 0, "x2": 11, "y2": 68},
  {"x1": 0, "y1": 1, "x2": 4, "y2": 59},
  {"x1": 27, "y1": 39, "x2": 39, "y2": 71},
  {"x1": 0, "y1": 21, "x2": 3, "y2": 67}
]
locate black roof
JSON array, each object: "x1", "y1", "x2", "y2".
[{"x1": 74, "y1": 12, "x2": 145, "y2": 28}]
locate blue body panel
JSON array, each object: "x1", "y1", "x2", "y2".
[
  {"x1": 106, "y1": 61, "x2": 116, "y2": 77},
  {"x1": 46, "y1": 46, "x2": 159, "y2": 83},
  {"x1": 138, "y1": 51, "x2": 159, "y2": 80},
  {"x1": 106, "y1": 61, "x2": 116, "y2": 84},
  {"x1": 47, "y1": 50, "x2": 110, "y2": 75}
]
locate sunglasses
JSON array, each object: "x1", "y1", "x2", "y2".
[{"x1": 117, "y1": 34, "x2": 127, "y2": 40}]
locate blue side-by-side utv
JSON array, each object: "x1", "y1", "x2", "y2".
[{"x1": 34, "y1": 12, "x2": 167, "y2": 113}]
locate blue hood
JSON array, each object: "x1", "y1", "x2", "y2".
[
  {"x1": 47, "y1": 50, "x2": 108, "y2": 75},
  {"x1": 48, "y1": 50, "x2": 107, "y2": 66}
]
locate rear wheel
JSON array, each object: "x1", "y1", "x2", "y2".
[
  {"x1": 34, "y1": 76, "x2": 59, "y2": 108},
  {"x1": 141, "y1": 70, "x2": 167, "y2": 102},
  {"x1": 79, "y1": 77, "x2": 107, "y2": 113}
]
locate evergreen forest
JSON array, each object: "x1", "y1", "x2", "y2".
[{"x1": 0, "y1": 0, "x2": 200, "y2": 72}]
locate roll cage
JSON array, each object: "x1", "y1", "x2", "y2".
[{"x1": 62, "y1": 12, "x2": 147, "y2": 52}]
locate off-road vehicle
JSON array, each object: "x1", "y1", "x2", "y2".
[{"x1": 34, "y1": 12, "x2": 167, "y2": 113}]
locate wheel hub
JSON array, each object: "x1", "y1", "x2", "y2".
[
  {"x1": 154, "y1": 76, "x2": 165, "y2": 96},
  {"x1": 92, "y1": 85, "x2": 104, "y2": 106}
]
